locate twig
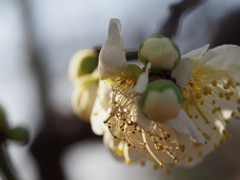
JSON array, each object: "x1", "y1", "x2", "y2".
[{"x1": 157, "y1": 0, "x2": 206, "y2": 39}]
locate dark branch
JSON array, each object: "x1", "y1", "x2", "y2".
[{"x1": 156, "y1": 0, "x2": 206, "y2": 39}]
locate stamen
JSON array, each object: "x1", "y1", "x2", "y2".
[
  {"x1": 105, "y1": 77, "x2": 183, "y2": 164},
  {"x1": 182, "y1": 66, "x2": 239, "y2": 159}
]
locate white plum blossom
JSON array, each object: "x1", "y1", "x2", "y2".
[{"x1": 88, "y1": 18, "x2": 240, "y2": 173}]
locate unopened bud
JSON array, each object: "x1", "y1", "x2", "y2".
[
  {"x1": 138, "y1": 79, "x2": 183, "y2": 122},
  {"x1": 138, "y1": 35, "x2": 180, "y2": 73},
  {"x1": 69, "y1": 49, "x2": 98, "y2": 81}
]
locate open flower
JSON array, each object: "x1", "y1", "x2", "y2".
[
  {"x1": 172, "y1": 44, "x2": 240, "y2": 166},
  {"x1": 91, "y1": 18, "x2": 207, "y2": 169}
]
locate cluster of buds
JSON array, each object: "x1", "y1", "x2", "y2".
[{"x1": 69, "y1": 49, "x2": 99, "y2": 121}]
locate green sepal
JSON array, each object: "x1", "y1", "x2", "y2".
[{"x1": 125, "y1": 64, "x2": 142, "y2": 80}]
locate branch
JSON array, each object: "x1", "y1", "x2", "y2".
[{"x1": 157, "y1": 0, "x2": 206, "y2": 39}]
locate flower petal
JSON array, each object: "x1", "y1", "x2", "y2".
[
  {"x1": 162, "y1": 110, "x2": 206, "y2": 144},
  {"x1": 97, "y1": 80, "x2": 111, "y2": 111},
  {"x1": 141, "y1": 125, "x2": 194, "y2": 164},
  {"x1": 171, "y1": 58, "x2": 194, "y2": 88},
  {"x1": 103, "y1": 131, "x2": 125, "y2": 161},
  {"x1": 200, "y1": 45, "x2": 240, "y2": 74},
  {"x1": 182, "y1": 44, "x2": 209, "y2": 60},
  {"x1": 99, "y1": 18, "x2": 127, "y2": 80},
  {"x1": 134, "y1": 63, "x2": 151, "y2": 93},
  {"x1": 90, "y1": 96, "x2": 107, "y2": 135}
]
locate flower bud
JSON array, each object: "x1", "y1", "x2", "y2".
[
  {"x1": 138, "y1": 35, "x2": 180, "y2": 73},
  {"x1": 7, "y1": 126, "x2": 29, "y2": 144},
  {"x1": 69, "y1": 49, "x2": 98, "y2": 82},
  {"x1": 72, "y1": 73, "x2": 99, "y2": 122},
  {"x1": 138, "y1": 79, "x2": 183, "y2": 122}
]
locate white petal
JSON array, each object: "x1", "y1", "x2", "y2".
[
  {"x1": 135, "y1": 99, "x2": 155, "y2": 132},
  {"x1": 200, "y1": 45, "x2": 240, "y2": 74},
  {"x1": 72, "y1": 83, "x2": 97, "y2": 121},
  {"x1": 103, "y1": 131, "x2": 125, "y2": 161},
  {"x1": 99, "y1": 18, "x2": 127, "y2": 80},
  {"x1": 141, "y1": 125, "x2": 193, "y2": 164},
  {"x1": 97, "y1": 80, "x2": 111, "y2": 110},
  {"x1": 134, "y1": 63, "x2": 151, "y2": 93},
  {"x1": 171, "y1": 58, "x2": 194, "y2": 88},
  {"x1": 162, "y1": 110, "x2": 206, "y2": 144},
  {"x1": 182, "y1": 44, "x2": 209, "y2": 60},
  {"x1": 90, "y1": 96, "x2": 107, "y2": 135}
]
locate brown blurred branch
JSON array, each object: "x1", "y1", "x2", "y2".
[{"x1": 157, "y1": 0, "x2": 206, "y2": 39}]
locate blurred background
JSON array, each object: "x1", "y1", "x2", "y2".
[{"x1": 1, "y1": 0, "x2": 240, "y2": 179}]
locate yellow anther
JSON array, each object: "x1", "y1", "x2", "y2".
[
  {"x1": 219, "y1": 93, "x2": 224, "y2": 98},
  {"x1": 220, "y1": 138, "x2": 226, "y2": 144},
  {"x1": 236, "y1": 116, "x2": 240, "y2": 120},
  {"x1": 202, "y1": 133, "x2": 211, "y2": 140},
  {"x1": 212, "y1": 100, "x2": 216, "y2": 105},
  {"x1": 152, "y1": 164, "x2": 159, "y2": 170},
  {"x1": 226, "y1": 96, "x2": 231, "y2": 101},
  {"x1": 237, "y1": 99, "x2": 240, "y2": 104},
  {"x1": 198, "y1": 152, "x2": 202, "y2": 157},
  {"x1": 200, "y1": 101, "x2": 204, "y2": 105},
  {"x1": 231, "y1": 111, "x2": 236, "y2": 117},
  {"x1": 164, "y1": 169, "x2": 170, "y2": 175},
  {"x1": 114, "y1": 147, "x2": 124, "y2": 156},
  {"x1": 222, "y1": 129, "x2": 228, "y2": 135},
  {"x1": 214, "y1": 144, "x2": 219, "y2": 149},
  {"x1": 139, "y1": 160, "x2": 145, "y2": 166},
  {"x1": 223, "y1": 84, "x2": 230, "y2": 89},
  {"x1": 125, "y1": 159, "x2": 132, "y2": 165},
  {"x1": 237, "y1": 107, "x2": 240, "y2": 112},
  {"x1": 179, "y1": 145, "x2": 185, "y2": 152},
  {"x1": 224, "y1": 119, "x2": 230, "y2": 124},
  {"x1": 227, "y1": 79, "x2": 234, "y2": 86},
  {"x1": 226, "y1": 134, "x2": 232, "y2": 140},
  {"x1": 159, "y1": 164, "x2": 164, "y2": 168},
  {"x1": 212, "y1": 108, "x2": 217, "y2": 114},
  {"x1": 189, "y1": 115, "x2": 193, "y2": 119},
  {"x1": 188, "y1": 156, "x2": 193, "y2": 162},
  {"x1": 212, "y1": 126, "x2": 217, "y2": 130},
  {"x1": 212, "y1": 80, "x2": 217, "y2": 86},
  {"x1": 174, "y1": 158, "x2": 179, "y2": 163},
  {"x1": 196, "y1": 93, "x2": 201, "y2": 99},
  {"x1": 236, "y1": 82, "x2": 240, "y2": 86},
  {"x1": 193, "y1": 142, "x2": 202, "y2": 148}
]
